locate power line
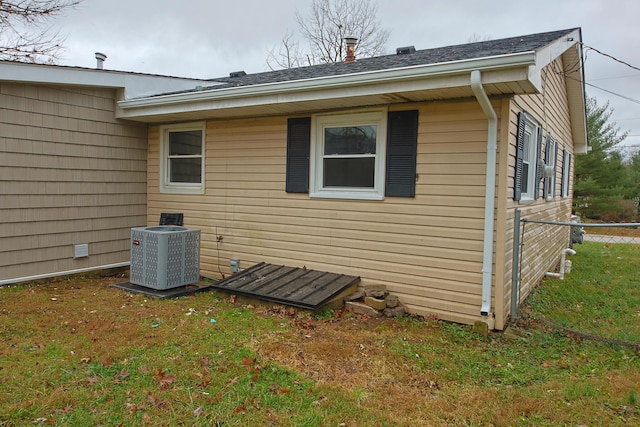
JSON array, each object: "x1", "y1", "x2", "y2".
[
  {"x1": 585, "y1": 81, "x2": 640, "y2": 105},
  {"x1": 589, "y1": 74, "x2": 640, "y2": 82},
  {"x1": 566, "y1": 43, "x2": 640, "y2": 105},
  {"x1": 580, "y1": 42, "x2": 640, "y2": 73},
  {"x1": 565, "y1": 74, "x2": 640, "y2": 105}
]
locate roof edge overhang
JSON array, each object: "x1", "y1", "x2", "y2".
[
  {"x1": 116, "y1": 51, "x2": 537, "y2": 121},
  {"x1": 528, "y1": 28, "x2": 588, "y2": 153},
  {"x1": 0, "y1": 60, "x2": 215, "y2": 99},
  {"x1": 527, "y1": 29, "x2": 582, "y2": 90},
  {"x1": 564, "y1": 30, "x2": 588, "y2": 154}
]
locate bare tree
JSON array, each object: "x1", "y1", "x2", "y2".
[
  {"x1": 467, "y1": 33, "x2": 493, "y2": 43},
  {"x1": 0, "y1": 0, "x2": 81, "y2": 63},
  {"x1": 267, "y1": 0, "x2": 389, "y2": 70},
  {"x1": 266, "y1": 30, "x2": 306, "y2": 69}
]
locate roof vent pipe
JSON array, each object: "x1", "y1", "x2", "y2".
[
  {"x1": 95, "y1": 52, "x2": 107, "y2": 70},
  {"x1": 396, "y1": 46, "x2": 416, "y2": 55},
  {"x1": 344, "y1": 37, "x2": 357, "y2": 63}
]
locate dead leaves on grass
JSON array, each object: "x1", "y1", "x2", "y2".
[
  {"x1": 85, "y1": 375, "x2": 100, "y2": 386},
  {"x1": 154, "y1": 368, "x2": 176, "y2": 389}
]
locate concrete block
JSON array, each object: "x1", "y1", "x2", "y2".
[
  {"x1": 472, "y1": 321, "x2": 489, "y2": 339},
  {"x1": 343, "y1": 290, "x2": 365, "y2": 302},
  {"x1": 364, "y1": 289, "x2": 387, "y2": 299},
  {"x1": 364, "y1": 296, "x2": 386, "y2": 311},
  {"x1": 345, "y1": 301, "x2": 382, "y2": 317}
]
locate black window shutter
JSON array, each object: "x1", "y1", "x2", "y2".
[
  {"x1": 561, "y1": 149, "x2": 571, "y2": 197},
  {"x1": 534, "y1": 127, "x2": 543, "y2": 200},
  {"x1": 386, "y1": 110, "x2": 419, "y2": 197},
  {"x1": 286, "y1": 117, "x2": 311, "y2": 193},
  {"x1": 513, "y1": 112, "x2": 526, "y2": 201},
  {"x1": 543, "y1": 135, "x2": 552, "y2": 200}
]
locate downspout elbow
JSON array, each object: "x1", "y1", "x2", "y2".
[
  {"x1": 470, "y1": 70, "x2": 498, "y2": 318},
  {"x1": 470, "y1": 71, "x2": 497, "y2": 123}
]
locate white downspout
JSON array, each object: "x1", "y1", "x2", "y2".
[{"x1": 470, "y1": 70, "x2": 498, "y2": 318}]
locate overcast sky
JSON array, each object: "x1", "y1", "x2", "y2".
[{"x1": 54, "y1": 0, "x2": 640, "y2": 152}]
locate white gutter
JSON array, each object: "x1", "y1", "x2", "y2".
[
  {"x1": 0, "y1": 262, "x2": 130, "y2": 286},
  {"x1": 119, "y1": 51, "x2": 536, "y2": 109},
  {"x1": 470, "y1": 70, "x2": 498, "y2": 318}
]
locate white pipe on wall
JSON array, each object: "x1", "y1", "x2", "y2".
[
  {"x1": 0, "y1": 262, "x2": 130, "y2": 286},
  {"x1": 470, "y1": 70, "x2": 498, "y2": 318},
  {"x1": 545, "y1": 248, "x2": 576, "y2": 280}
]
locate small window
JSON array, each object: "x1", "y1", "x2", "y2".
[
  {"x1": 521, "y1": 119, "x2": 539, "y2": 200},
  {"x1": 544, "y1": 136, "x2": 558, "y2": 201},
  {"x1": 310, "y1": 110, "x2": 386, "y2": 200},
  {"x1": 160, "y1": 122, "x2": 205, "y2": 194},
  {"x1": 514, "y1": 112, "x2": 541, "y2": 201}
]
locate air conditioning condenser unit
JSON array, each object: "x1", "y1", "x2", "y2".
[{"x1": 130, "y1": 226, "x2": 200, "y2": 290}]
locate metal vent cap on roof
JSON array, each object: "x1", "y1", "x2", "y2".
[
  {"x1": 95, "y1": 52, "x2": 107, "y2": 69},
  {"x1": 229, "y1": 70, "x2": 247, "y2": 78},
  {"x1": 396, "y1": 46, "x2": 416, "y2": 55}
]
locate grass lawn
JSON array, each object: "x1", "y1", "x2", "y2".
[
  {"x1": 1, "y1": 273, "x2": 639, "y2": 426},
  {"x1": 523, "y1": 241, "x2": 640, "y2": 345}
]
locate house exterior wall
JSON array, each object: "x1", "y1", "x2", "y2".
[
  {"x1": 494, "y1": 58, "x2": 576, "y2": 329},
  {"x1": 147, "y1": 100, "x2": 501, "y2": 326},
  {"x1": 0, "y1": 83, "x2": 148, "y2": 283},
  {"x1": 143, "y1": 60, "x2": 577, "y2": 329}
]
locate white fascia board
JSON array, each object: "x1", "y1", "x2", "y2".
[
  {"x1": 527, "y1": 28, "x2": 582, "y2": 92},
  {"x1": 117, "y1": 72, "x2": 483, "y2": 120},
  {"x1": 0, "y1": 61, "x2": 215, "y2": 99},
  {"x1": 118, "y1": 52, "x2": 537, "y2": 114},
  {"x1": 120, "y1": 74, "x2": 219, "y2": 99},
  {"x1": 523, "y1": 29, "x2": 587, "y2": 153}
]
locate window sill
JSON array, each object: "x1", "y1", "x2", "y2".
[
  {"x1": 310, "y1": 190, "x2": 384, "y2": 201},
  {"x1": 518, "y1": 197, "x2": 535, "y2": 204},
  {"x1": 160, "y1": 185, "x2": 205, "y2": 195}
]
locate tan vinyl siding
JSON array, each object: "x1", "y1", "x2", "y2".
[
  {"x1": 0, "y1": 83, "x2": 147, "y2": 282},
  {"x1": 495, "y1": 58, "x2": 576, "y2": 328},
  {"x1": 147, "y1": 100, "x2": 495, "y2": 325}
]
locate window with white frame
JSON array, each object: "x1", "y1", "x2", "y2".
[
  {"x1": 160, "y1": 122, "x2": 205, "y2": 194},
  {"x1": 514, "y1": 113, "x2": 541, "y2": 201},
  {"x1": 310, "y1": 110, "x2": 387, "y2": 200},
  {"x1": 544, "y1": 136, "x2": 558, "y2": 201},
  {"x1": 521, "y1": 119, "x2": 537, "y2": 199}
]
